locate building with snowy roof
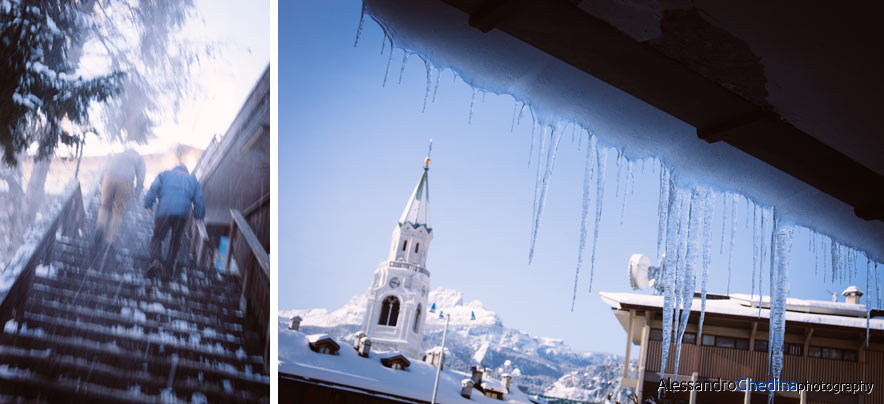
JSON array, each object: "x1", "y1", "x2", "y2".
[
  {"x1": 361, "y1": 154, "x2": 434, "y2": 359},
  {"x1": 279, "y1": 327, "x2": 539, "y2": 403},
  {"x1": 601, "y1": 288, "x2": 884, "y2": 404}
]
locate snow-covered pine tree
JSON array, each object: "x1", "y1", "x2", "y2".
[{"x1": 0, "y1": 0, "x2": 122, "y2": 166}]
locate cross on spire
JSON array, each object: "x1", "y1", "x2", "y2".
[{"x1": 424, "y1": 139, "x2": 433, "y2": 169}]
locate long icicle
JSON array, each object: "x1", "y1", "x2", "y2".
[
  {"x1": 674, "y1": 188, "x2": 701, "y2": 379},
  {"x1": 698, "y1": 189, "x2": 714, "y2": 340},
  {"x1": 354, "y1": 2, "x2": 365, "y2": 48},
  {"x1": 510, "y1": 100, "x2": 522, "y2": 132},
  {"x1": 765, "y1": 208, "x2": 775, "y2": 319},
  {"x1": 398, "y1": 52, "x2": 408, "y2": 84},
  {"x1": 620, "y1": 160, "x2": 633, "y2": 225},
  {"x1": 571, "y1": 134, "x2": 596, "y2": 311},
  {"x1": 526, "y1": 109, "x2": 537, "y2": 166},
  {"x1": 659, "y1": 182, "x2": 682, "y2": 388},
  {"x1": 468, "y1": 88, "x2": 477, "y2": 124},
  {"x1": 719, "y1": 192, "x2": 728, "y2": 254},
  {"x1": 615, "y1": 152, "x2": 623, "y2": 198},
  {"x1": 751, "y1": 204, "x2": 759, "y2": 303},
  {"x1": 587, "y1": 146, "x2": 609, "y2": 292},
  {"x1": 877, "y1": 262, "x2": 881, "y2": 309},
  {"x1": 422, "y1": 62, "x2": 433, "y2": 112},
  {"x1": 768, "y1": 213, "x2": 791, "y2": 404},
  {"x1": 727, "y1": 193, "x2": 737, "y2": 295},
  {"x1": 431, "y1": 68, "x2": 442, "y2": 102},
  {"x1": 382, "y1": 47, "x2": 394, "y2": 87},
  {"x1": 656, "y1": 164, "x2": 670, "y2": 259},
  {"x1": 528, "y1": 126, "x2": 564, "y2": 265},
  {"x1": 759, "y1": 207, "x2": 768, "y2": 318}
]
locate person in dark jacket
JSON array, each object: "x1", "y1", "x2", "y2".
[{"x1": 143, "y1": 164, "x2": 206, "y2": 279}]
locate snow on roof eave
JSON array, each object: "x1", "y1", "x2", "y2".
[
  {"x1": 362, "y1": 0, "x2": 884, "y2": 261},
  {"x1": 729, "y1": 293, "x2": 870, "y2": 318},
  {"x1": 599, "y1": 292, "x2": 884, "y2": 332},
  {"x1": 599, "y1": 293, "x2": 624, "y2": 310}
]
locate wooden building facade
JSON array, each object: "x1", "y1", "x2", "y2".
[{"x1": 602, "y1": 292, "x2": 884, "y2": 404}]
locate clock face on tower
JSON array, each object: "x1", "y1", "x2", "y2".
[{"x1": 389, "y1": 277, "x2": 401, "y2": 289}]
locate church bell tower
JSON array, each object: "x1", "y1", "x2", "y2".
[{"x1": 362, "y1": 149, "x2": 433, "y2": 358}]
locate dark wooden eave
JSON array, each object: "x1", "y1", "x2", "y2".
[{"x1": 442, "y1": 0, "x2": 884, "y2": 222}]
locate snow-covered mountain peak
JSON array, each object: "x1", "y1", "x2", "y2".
[
  {"x1": 280, "y1": 290, "x2": 369, "y2": 328},
  {"x1": 425, "y1": 287, "x2": 501, "y2": 327}
]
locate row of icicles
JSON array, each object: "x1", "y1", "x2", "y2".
[{"x1": 355, "y1": 11, "x2": 881, "y2": 403}]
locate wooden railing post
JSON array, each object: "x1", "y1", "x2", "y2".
[{"x1": 226, "y1": 209, "x2": 270, "y2": 373}]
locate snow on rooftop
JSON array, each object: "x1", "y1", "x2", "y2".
[
  {"x1": 481, "y1": 378, "x2": 508, "y2": 394},
  {"x1": 279, "y1": 323, "x2": 534, "y2": 404},
  {"x1": 306, "y1": 333, "x2": 332, "y2": 344},
  {"x1": 600, "y1": 292, "x2": 884, "y2": 331}
]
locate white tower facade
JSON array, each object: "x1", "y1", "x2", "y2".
[{"x1": 362, "y1": 157, "x2": 433, "y2": 358}]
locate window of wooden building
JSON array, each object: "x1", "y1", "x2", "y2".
[
  {"x1": 650, "y1": 329, "x2": 663, "y2": 341},
  {"x1": 700, "y1": 335, "x2": 750, "y2": 350},
  {"x1": 785, "y1": 343, "x2": 802, "y2": 356},
  {"x1": 808, "y1": 346, "x2": 857, "y2": 362},
  {"x1": 702, "y1": 334, "x2": 715, "y2": 346},
  {"x1": 754, "y1": 339, "x2": 768, "y2": 352},
  {"x1": 650, "y1": 329, "x2": 697, "y2": 344}
]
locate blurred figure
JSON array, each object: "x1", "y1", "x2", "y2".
[
  {"x1": 91, "y1": 148, "x2": 145, "y2": 266},
  {"x1": 143, "y1": 164, "x2": 205, "y2": 279}
]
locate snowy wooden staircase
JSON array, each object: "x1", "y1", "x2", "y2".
[{"x1": 0, "y1": 182, "x2": 270, "y2": 403}]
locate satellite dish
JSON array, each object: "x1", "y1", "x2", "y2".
[{"x1": 628, "y1": 253, "x2": 662, "y2": 291}]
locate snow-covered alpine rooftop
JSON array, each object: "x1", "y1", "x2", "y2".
[
  {"x1": 279, "y1": 323, "x2": 536, "y2": 403},
  {"x1": 600, "y1": 292, "x2": 884, "y2": 331}
]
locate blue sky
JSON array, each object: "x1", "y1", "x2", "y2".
[
  {"x1": 281, "y1": 0, "x2": 876, "y2": 354},
  {"x1": 79, "y1": 0, "x2": 270, "y2": 157}
]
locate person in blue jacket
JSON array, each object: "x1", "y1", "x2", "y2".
[{"x1": 143, "y1": 164, "x2": 206, "y2": 279}]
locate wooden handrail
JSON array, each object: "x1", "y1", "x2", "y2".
[
  {"x1": 225, "y1": 208, "x2": 270, "y2": 374},
  {"x1": 0, "y1": 181, "x2": 84, "y2": 325},
  {"x1": 226, "y1": 209, "x2": 269, "y2": 277}
]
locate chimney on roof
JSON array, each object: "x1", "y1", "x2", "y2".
[
  {"x1": 423, "y1": 347, "x2": 444, "y2": 369},
  {"x1": 842, "y1": 286, "x2": 863, "y2": 304},
  {"x1": 358, "y1": 337, "x2": 372, "y2": 357},
  {"x1": 289, "y1": 316, "x2": 302, "y2": 331},
  {"x1": 501, "y1": 373, "x2": 512, "y2": 392},
  {"x1": 353, "y1": 332, "x2": 367, "y2": 350},
  {"x1": 460, "y1": 379, "x2": 474, "y2": 398},
  {"x1": 470, "y1": 365, "x2": 484, "y2": 386}
]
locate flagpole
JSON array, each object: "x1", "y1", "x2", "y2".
[{"x1": 430, "y1": 312, "x2": 449, "y2": 404}]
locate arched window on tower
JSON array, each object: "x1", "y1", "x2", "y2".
[
  {"x1": 414, "y1": 304, "x2": 422, "y2": 332},
  {"x1": 415, "y1": 242, "x2": 420, "y2": 253},
  {"x1": 402, "y1": 240, "x2": 408, "y2": 251},
  {"x1": 378, "y1": 296, "x2": 400, "y2": 326}
]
